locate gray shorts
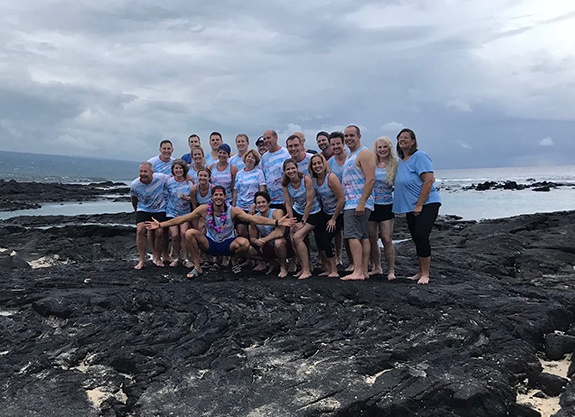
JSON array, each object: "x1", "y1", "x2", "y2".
[{"x1": 343, "y1": 208, "x2": 372, "y2": 240}]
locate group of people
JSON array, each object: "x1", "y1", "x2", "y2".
[{"x1": 130, "y1": 126, "x2": 442, "y2": 284}]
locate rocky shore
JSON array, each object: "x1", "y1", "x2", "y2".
[{"x1": 1, "y1": 183, "x2": 575, "y2": 416}]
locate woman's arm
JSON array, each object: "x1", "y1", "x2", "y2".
[
  {"x1": 328, "y1": 173, "x2": 345, "y2": 220},
  {"x1": 283, "y1": 186, "x2": 294, "y2": 218},
  {"x1": 301, "y1": 176, "x2": 315, "y2": 223},
  {"x1": 414, "y1": 172, "x2": 435, "y2": 214}
]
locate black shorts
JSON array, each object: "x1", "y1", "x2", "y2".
[
  {"x1": 293, "y1": 211, "x2": 322, "y2": 226},
  {"x1": 369, "y1": 204, "x2": 394, "y2": 222},
  {"x1": 136, "y1": 211, "x2": 167, "y2": 224}
]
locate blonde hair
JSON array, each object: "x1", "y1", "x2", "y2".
[
  {"x1": 242, "y1": 149, "x2": 261, "y2": 167},
  {"x1": 373, "y1": 137, "x2": 398, "y2": 185}
]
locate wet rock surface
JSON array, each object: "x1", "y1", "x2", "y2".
[{"x1": 1, "y1": 209, "x2": 575, "y2": 416}]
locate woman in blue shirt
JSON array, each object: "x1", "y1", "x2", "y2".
[{"x1": 392, "y1": 129, "x2": 441, "y2": 285}]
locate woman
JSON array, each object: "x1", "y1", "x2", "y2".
[
  {"x1": 247, "y1": 191, "x2": 293, "y2": 278},
  {"x1": 209, "y1": 143, "x2": 238, "y2": 204},
  {"x1": 282, "y1": 158, "x2": 322, "y2": 280},
  {"x1": 309, "y1": 154, "x2": 344, "y2": 278},
  {"x1": 368, "y1": 137, "x2": 398, "y2": 280},
  {"x1": 392, "y1": 128, "x2": 441, "y2": 285},
  {"x1": 230, "y1": 134, "x2": 249, "y2": 171},
  {"x1": 165, "y1": 159, "x2": 193, "y2": 267},
  {"x1": 232, "y1": 149, "x2": 266, "y2": 238},
  {"x1": 189, "y1": 146, "x2": 206, "y2": 183},
  {"x1": 190, "y1": 167, "x2": 212, "y2": 233}
]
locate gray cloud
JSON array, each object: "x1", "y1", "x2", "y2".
[{"x1": 0, "y1": 0, "x2": 573, "y2": 169}]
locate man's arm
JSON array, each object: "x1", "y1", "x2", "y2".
[
  {"x1": 232, "y1": 207, "x2": 294, "y2": 227},
  {"x1": 131, "y1": 196, "x2": 138, "y2": 212},
  {"x1": 146, "y1": 205, "x2": 206, "y2": 230},
  {"x1": 357, "y1": 149, "x2": 375, "y2": 206}
]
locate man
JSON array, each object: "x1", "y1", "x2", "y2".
[
  {"x1": 256, "y1": 136, "x2": 267, "y2": 156},
  {"x1": 181, "y1": 134, "x2": 201, "y2": 165},
  {"x1": 148, "y1": 140, "x2": 175, "y2": 175},
  {"x1": 229, "y1": 133, "x2": 249, "y2": 171},
  {"x1": 260, "y1": 130, "x2": 291, "y2": 209},
  {"x1": 316, "y1": 131, "x2": 333, "y2": 160},
  {"x1": 286, "y1": 134, "x2": 313, "y2": 176},
  {"x1": 328, "y1": 131, "x2": 347, "y2": 183},
  {"x1": 130, "y1": 162, "x2": 169, "y2": 269},
  {"x1": 328, "y1": 131, "x2": 348, "y2": 266},
  {"x1": 293, "y1": 131, "x2": 317, "y2": 154},
  {"x1": 341, "y1": 125, "x2": 375, "y2": 281},
  {"x1": 145, "y1": 186, "x2": 294, "y2": 278},
  {"x1": 206, "y1": 132, "x2": 223, "y2": 167}
]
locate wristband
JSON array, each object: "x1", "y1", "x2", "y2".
[
  {"x1": 274, "y1": 219, "x2": 279, "y2": 227},
  {"x1": 302, "y1": 219, "x2": 307, "y2": 225}
]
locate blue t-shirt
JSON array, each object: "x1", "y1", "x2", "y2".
[
  {"x1": 130, "y1": 173, "x2": 169, "y2": 212},
  {"x1": 147, "y1": 156, "x2": 174, "y2": 175},
  {"x1": 392, "y1": 150, "x2": 441, "y2": 214},
  {"x1": 235, "y1": 168, "x2": 265, "y2": 210},
  {"x1": 165, "y1": 177, "x2": 192, "y2": 217},
  {"x1": 181, "y1": 153, "x2": 193, "y2": 164}
]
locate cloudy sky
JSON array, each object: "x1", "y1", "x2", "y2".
[{"x1": 1, "y1": 0, "x2": 574, "y2": 169}]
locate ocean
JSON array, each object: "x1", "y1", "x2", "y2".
[{"x1": 0, "y1": 150, "x2": 573, "y2": 221}]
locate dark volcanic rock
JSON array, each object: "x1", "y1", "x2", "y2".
[
  {"x1": 0, "y1": 179, "x2": 129, "y2": 211},
  {"x1": 0, "y1": 210, "x2": 575, "y2": 416}
]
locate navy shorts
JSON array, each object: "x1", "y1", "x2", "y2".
[
  {"x1": 136, "y1": 211, "x2": 167, "y2": 224},
  {"x1": 206, "y1": 236, "x2": 237, "y2": 256}
]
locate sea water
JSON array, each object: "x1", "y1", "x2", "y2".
[
  {"x1": 0, "y1": 165, "x2": 573, "y2": 221},
  {"x1": 435, "y1": 165, "x2": 575, "y2": 220}
]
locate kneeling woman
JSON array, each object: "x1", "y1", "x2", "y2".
[
  {"x1": 145, "y1": 186, "x2": 294, "y2": 278},
  {"x1": 282, "y1": 158, "x2": 322, "y2": 280},
  {"x1": 309, "y1": 154, "x2": 344, "y2": 278},
  {"x1": 247, "y1": 191, "x2": 294, "y2": 278}
]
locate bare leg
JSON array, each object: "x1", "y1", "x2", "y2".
[
  {"x1": 341, "y1": 238, "x2": 365, "y2": 280},
  {"x1": 152, "y1": 230, "x2": 165, "y2": 267},
  {"x1": 417, "y1": 256, "x2": 431, "y2": 284},
  {"x1": 326, "y1": 256, "x2": 339, "y2": 278},
  {"x1": 185, "y1": 229, "x2": 209, "y2": 273},
  {"x1": 361, "y1": 238, "x2": 370, "y2": 279},
  {"x1": 380, "y1": 219, "x2": 396, "y2": 280},
  {"x1": 135, "y1": 223, "x2": 147, "y2": 269},
  {"x1": 169, "y1": 225, "x2": 181, "y2": 267},
  {"x1": 292, "y1": 224, "x2": 315, "y2": 280},
  {"x1": 275, "y1": 238, "x2": 289, "y2": 278},
  {"x1": 368, "y1": 221, "x2": 383, "y2": 276}
]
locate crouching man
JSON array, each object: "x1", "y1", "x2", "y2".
[{"x1": 145, "y1": 185, "x2": 294, "y2": 278}]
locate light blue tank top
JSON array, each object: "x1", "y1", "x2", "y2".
[
  {"x1": 287, "y1": 176, "x2": 321, "y2": 216},
  {"x1": 256, "y1": 208, "x2": 276, "y2": 238},
  {"x1": 196, "y1": 184, "x2": 212, "y2": 206},
  {"x1": 211, "y1": 163, "x2": 233, "y2": 202},
  {"x1": 313, "y1": 173, "x2": 338, "y2": 215},
  {"x1": 206, "y1": 204, "x2": 236, "y2": 242},
  {"x1": 342, "y1": 146, "x2": 374, "y2": 211},
  {"x1": 373, "y1": 166, "x2": 393, "y2": 205},
  {"x1": 329, "y1": 157, "x2": 345, "y2": 184}
]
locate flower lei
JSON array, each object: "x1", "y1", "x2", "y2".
[{"x1": 206, "y1": 201, "x2": 228, "y2": 234}]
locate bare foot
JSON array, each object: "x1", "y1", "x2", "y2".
[
  {"x1": 417, "y1": 276, "x2": 429, "y2": 285},
  {"x1": 278, "y1": 269, "x2": 288, "y2": 278},
  {"x1": 318, "y1": 271, "x2": 330, "y2": 277},
  {"x1": 294, "y1": 270, "x2": 302, "y2": 278},
  {"x1": 327, "y1": 273, "x2": 340, "y2": 278},
  {"x1": 341, "y1": 273, "x2": 365, "y2": 281},
  {"x1": 407, "y1": 273, "x2": 421, "y2": 281},
  {"x1": 254, "y1": 262, "x2": 267, "y2": 272},
  {"x1": 169, "y1": 259, "x2": 179, "y2": 267},
  {"x1": 153, "y1": 258, "x2": 165, "y2": 267},
  {"x1": 266, "y1": 266, "x2": 277, "y2": 275},
  {"x1": 298, "y1": 272, "x2": 312, "y2": 280},
  {"x1": 183, "y1": 259, "x2": 193, "y2": 268},
  {"x1": 134, "y1": 261, "x2": 145, "y2": 270},
  {"x1": 344, "y1": 265, "x2": 354, "y2": 272},
  {"x1": 387, "y1": 272, "x2": 396, "y2": 281},
  {"x1": 369, "y1": 269, "x2": 383, "y2": 276}
]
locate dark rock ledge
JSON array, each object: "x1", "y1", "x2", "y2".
[{"x1": 0, "y1": 211, "x2": 575, "y2": 416}]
